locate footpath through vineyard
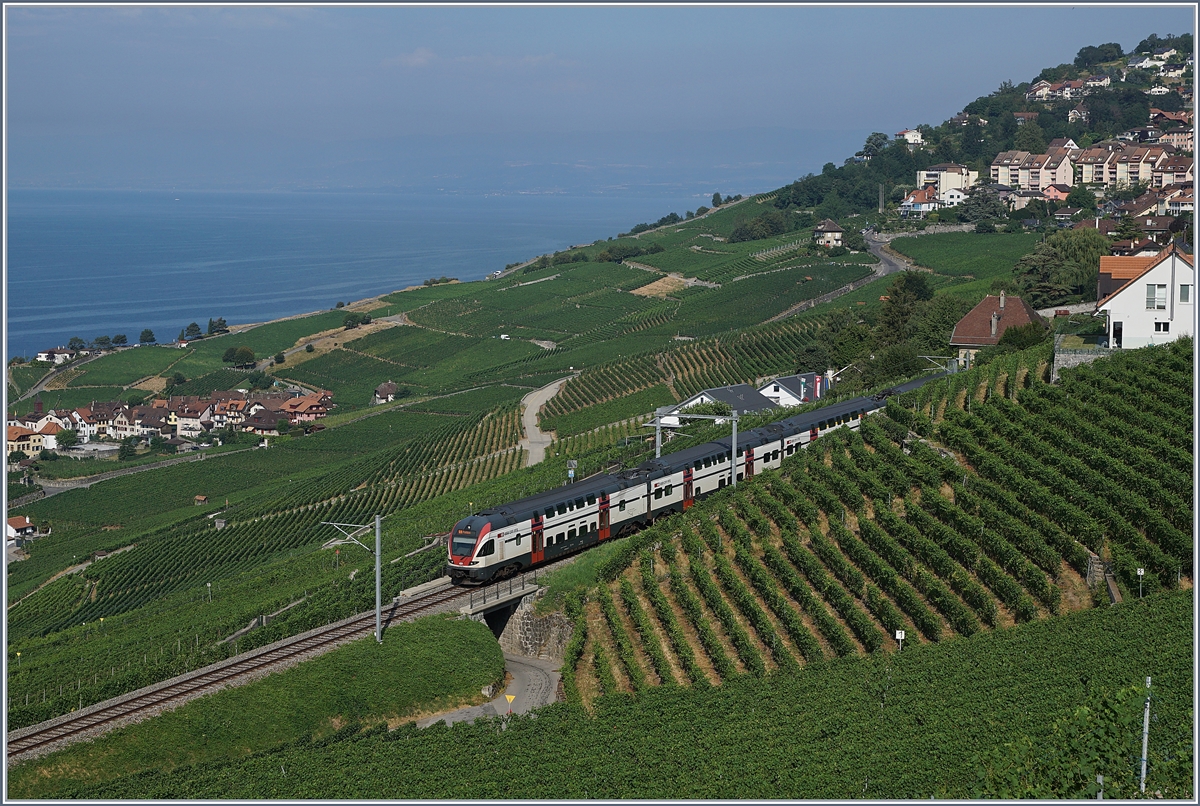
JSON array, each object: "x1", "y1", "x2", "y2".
[{"x1": 564, "y1": 339, "x2": 1193, "y2": 705}]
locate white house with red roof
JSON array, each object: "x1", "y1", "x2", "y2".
[
  {"x1": 896, "y1": 128, "x2": 924, "y2": 146},
  {"x1": 7, "y1": 516, "x2": 37, "y2": 539},
  {"x1": 1096, "y1": 244, "x2": 1193, "y2": 349}
]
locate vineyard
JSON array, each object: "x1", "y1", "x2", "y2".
[
  {"x1": 51, "y1": 591, "x2": 1194, "y2": 799},
  {"x1": 560, "y1": 339, "x2": 1190, "y2": 702}
]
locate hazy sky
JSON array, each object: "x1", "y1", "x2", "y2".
[{"x1": 5, "y1": 4, "x2": 1195, "y2": 194}]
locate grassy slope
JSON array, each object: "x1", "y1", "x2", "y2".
[{"x1": 8, "y1": 615, "x2": 505, "y2": 798}]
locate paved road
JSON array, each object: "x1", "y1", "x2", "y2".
[
  {"x1": 416, "y1": 653, "x2": 562, "y2": 728},
  {"x1": 517, "y1": 374, "x2": 576, "y2": 466},
  {"x1": 864, "y1": 231, "x2": 920, "y2": 275}
]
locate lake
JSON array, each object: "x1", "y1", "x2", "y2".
[{"x1": 6, "y1": 189, "x2": 707, "y2": 357}]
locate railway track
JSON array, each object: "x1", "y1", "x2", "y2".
[{"x1": 6, "y1": 582, "x2": 468, "y2": 764}]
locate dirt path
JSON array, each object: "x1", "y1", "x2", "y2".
[{"x1": 517, "y1": 375, "x2": 577, "y2": 466}]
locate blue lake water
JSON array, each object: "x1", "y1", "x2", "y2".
[{"x1": 5, "y1": 189, "x2": 705, "y2": 358}]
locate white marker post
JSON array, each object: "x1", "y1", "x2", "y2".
[
  {"x1": 1137, "y1": 567, "x2": 1144, "y2": 599},
  {"x1": 895, "y1": 629, "x2": 905, "y2": 651}
]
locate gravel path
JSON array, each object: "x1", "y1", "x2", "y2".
[{"x1": 516, "y1": 374, "x2": 576, "y2": 466}]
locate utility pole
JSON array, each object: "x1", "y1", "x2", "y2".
[
  {"x1": 1140, "y1": 676, "x2": 1152, "y2": 794},
  {"x1": 320, "y1": 516, "x2": 384, "y2": 643}
]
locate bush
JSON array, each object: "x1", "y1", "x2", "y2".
[
  {"x1": 975, "y1": 220, "x2": 997, "y2": 233},
  {"x1": 305, "y1": 344, "x2": 315, "y2": 353}
]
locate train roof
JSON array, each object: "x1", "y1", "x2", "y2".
[{"x1": 476, "y1": 472, "x2": 620, "y2": 522}]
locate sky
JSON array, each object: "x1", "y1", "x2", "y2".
[{"x1": 5, "y1": 3, "x2": 1196, "y2": 195}]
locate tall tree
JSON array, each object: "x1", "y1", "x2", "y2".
[
  {"x1": 112, "y1": 334, "x2": 128, "y2": 346},
  {"x1": 1013, "y1": 120, "x2": 1047, "y2": 154},
  {"x1": 140, "y1": 329, "x2": 156, "y2": 344},
  {"x1": 184, "y1": 322, "x2": 203, "y2": 340}
]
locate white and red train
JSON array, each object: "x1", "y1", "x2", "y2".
[{"x1": 447, "y1": 374, "x2": 940, "y2": 583}]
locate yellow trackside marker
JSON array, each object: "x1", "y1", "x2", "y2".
[{"x1": 505, "y1": 694, "x2": 515, "y2": 703}]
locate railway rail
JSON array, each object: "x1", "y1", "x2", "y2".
[{"x1": 6, "y1": 581, "x2": 468, "y2": 764}]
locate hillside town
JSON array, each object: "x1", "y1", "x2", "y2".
[{"x1": 6, "y1": 387, "x2": 333, "y2": 459}]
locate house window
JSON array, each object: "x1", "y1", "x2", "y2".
[
  {"x1": 1180, "y1": 285, "x2": 1191, "y2": 303},
  {"x1": 1155, "y1": 322, "x2": 1170, "y2": 333},
  {"x1": 1146, "y1": 284, "x2": 1167, "y2": 310}
]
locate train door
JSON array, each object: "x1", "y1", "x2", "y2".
[
  {"x1": 683, "y1": 468, "x2": 694, "y2": 509},
  {"x1": 809, "y1": 426, "x2": 819, "y2": 444},
  {"x1": 531, "y1": 514, "x2": 545, "y2": 565},
  {"x1": 744, "y1": 448, "x2": 755, "y2": 480},
  {"x1": 598, "y1": 494, "x2": 611, "y2": 540}
]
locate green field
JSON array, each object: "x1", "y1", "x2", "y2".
[
  {"x1": 889, "y1": 231, "x2": 1040, "y2": 281},
  {"x1": 7, "y1": 615, "x2": 505, "y2": 799},
  {"x1": 8, "y1": 364, "x2": 52, "y2": 396},
  {"x1": 65, "y1": 347, "x2": 186, "y2": 388}
]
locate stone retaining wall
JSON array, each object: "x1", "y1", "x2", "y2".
[{"x1": 498, "y1": 590, "x2": 573, "y2": 661}]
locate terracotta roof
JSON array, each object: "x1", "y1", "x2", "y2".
[
  {"x1": 1097, "y1": 245, "x2": 1194, "y2": 305},
  {"x1": 8, "y1": 516, "x2": 33, "y2": 530},
  {"x1": 950, "y1": 295, "x2": 1045, "y2": 347},
  {"x1": 7, "y1": 426, "x2": 36, "y2": 441},
  {"x1": 38, "y1": 423, "x2": 63, "y2": 435}
]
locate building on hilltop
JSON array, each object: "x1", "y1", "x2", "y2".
[{"x1": 374, "y1": 381, "x2": 398, "y2": 405}]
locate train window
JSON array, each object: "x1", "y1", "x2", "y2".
[
  {"x1": 773, "y1": 450, "x2": 780, "y2": 461},
  {"x1": 718, "y1": 478, "x2": 726, "y2": 489},
  {"x1": 619, "y1": 500, "x2": 627, "y2": 511},
  {"x1": 568, "y1": 528, "x2": 576, "y2": 539},
  {"x1": 544, "y1": 507, "x2": 554, "y2": 519},
  {"x1": 557, "y1": 503, "x2": 566, "y2": 516},
  {"x1": 695, "y1": 486, "x2": 702, "y2": 496},
  {"x1": 590, "y1": 522, "x2": 597, "y2": 532},
  {"x1": 516, "y1": 536, "x2": 522, "y2": 546},
  {"x1": 477, "y1": 540, "x2": 495, "y2": 557},
  {"x1": 575, "y1": 497, "x2": 585, "y2": 509},
  {"x1": 737, "y1": 472, "x2": 743, "y2": 481},
  {"x1": 665, "y1": 484, "x2": 673, "y2": 496},
  {"x1": 654, "y1": 488, "x2": 663, "y2": 500},
  {"x1": 587, "y1": 494, "x2": 595, "y2": 506},
  {"x1": 556, "y1": 532, "x2": 565, "y2": 543}
]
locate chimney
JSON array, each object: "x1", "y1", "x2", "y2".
[
  {"x1": 991, "y1": 312, "x2": 999, "y2": 337},
  {"x1": 1000, "y1": 290, "x2": 1006, "y2": 309}
]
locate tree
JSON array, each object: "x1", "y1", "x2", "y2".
[
  {"x1": 1074, "y1": 43, "x2": 1123, "y2": 69},
  {"x1": 1065, "y1": 184, "x2": 1097, "y2": 211},
  {"x1": 962, "y1": 188, "x2": 1008, "y2": 222},
  {"x1": 56, "y1": 429, "x2": 79, "y2": 450},
  {"x1": 171, "y1": 372, "x2": 187, "y2": 386},
  {"x1": 857, "y1": 132, "x2": 889, "y2": 160},
  {"x1": 92, "y1": 335, "x2": 113, "y2": 350},
  {"x1": 111, "y1": 334, "x2": 128, "y2": 347},
  {"x1": 68, "y1": 336, "x2": 86, "y2": 351},
  {"x1": 1013, "y1": 120, "x2": 1047, "y2": 154},
  {"x1": 222, "y1": 347, "x2": 238, "y2": 363},
  {"x1": 681, "y1": 400, "x2": 733, "y2": 418},
  {"x1": 336, "y1": 301, "x2": 345, "y2": 308},
  {"x1": 274, "y1": 352, "x2": 286, "y2": 364},
  {"x1": 277, "y1": 418, "x2": 292, "y2": 435},
  {"x1": 140, "y1": 329, "x2": 156, "y2": 344},
  {"x1": 875, "y1": 271, "x2": 934, "y2": 347},
  {"x1": 694, "y1": 206, "x2": 709, "y2": 217},
  {"x1": 233, "y1": 347, "x2": 256, "y2": 367},
  {"x1": 184, "y1": 322, "x2": 203, "y2": 340},
  {"x1": 8, "y1": 450, "x2": 28, "y2": 465},
  {"x1": 117, "y1": 437, "x2": 138, "y2": 461},
  {"x1": 1114, "y1": 216, "x2": 1145, "y2": 242},
  {"x1": 344, "y1": 312, "x2": 366, "y2": 329},
  {"x1": 712, "y1": 192, "x2": 723, "y2": 207}
]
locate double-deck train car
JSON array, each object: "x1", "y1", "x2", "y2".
[{"x1": 447, "y1": 373, "x2": 941, "y2": 582}]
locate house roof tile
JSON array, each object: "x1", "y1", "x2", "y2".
[{"x1": 950, "y1": 295, "x2": 1045, "y2": 347}]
